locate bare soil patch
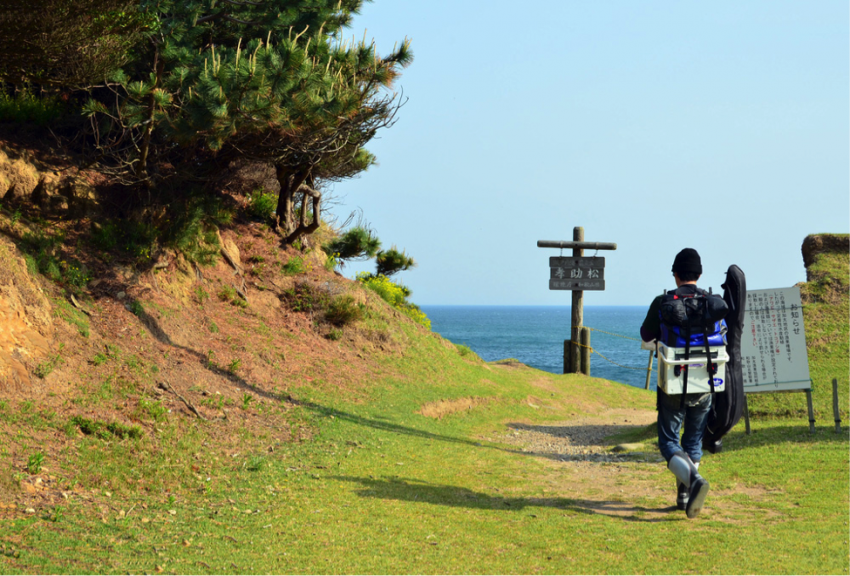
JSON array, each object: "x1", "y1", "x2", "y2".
[{"x1": 418, "y1": 397, "x2": 493, "y2": 419}]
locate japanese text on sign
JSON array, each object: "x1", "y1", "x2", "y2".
[
  {"x1": 548, "y1": 257, "x2": 605, "y2": 291},
  {"x1": 741, "y1": 287, "x2": 810, "y2": 393}
]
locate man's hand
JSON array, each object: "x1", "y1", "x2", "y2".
[{"x1": 641, "y1": 339, "x2": 657, "y2": 351}]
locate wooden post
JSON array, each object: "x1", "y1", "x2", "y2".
[
  {"x1": 645, "y1": 350, "x2": 654, "y2": 390},
  {"x1": 570, "y1": 227, "x2": 584, "y2": 374},
  {"x1": 833, "y1": 378, "x2": 842, "y2": 433},
  {"x1": 806, "y1": 388, "x2": 815, "y2": 433},
  {"x1": 743, "y1": 394, "x2": 751, "y2": 435},
  {"x1": 580, "y1": 326, "x2": 591, "y2": 376},
  {"x1": 539, "y1": 231, "x2": 615, "y2": 376}
]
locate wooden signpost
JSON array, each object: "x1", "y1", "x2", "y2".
[{"x1": 538, "y1": 227, "x2": 617, "y2": 375}]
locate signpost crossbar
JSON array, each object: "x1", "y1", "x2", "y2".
[{"x1": 537, "y1": 241, "x2": 617, "y2": 250}]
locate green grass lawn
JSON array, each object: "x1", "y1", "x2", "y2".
[
  {"x1": 0, "y1": 324, "x2": 847, "y2": 574},
  {"x1": 0, "y1": 238, "x2": 846, "y2": 574}
]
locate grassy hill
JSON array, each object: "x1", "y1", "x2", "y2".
[
  {"x1": 747, "y1": 233, "x2": 849, "y2": 421},
  {"x1": 0, "y1": 191, "x2": 846, "y2": 574}
]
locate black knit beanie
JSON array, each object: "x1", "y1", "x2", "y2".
[{"x1": 671, "y1": 248, "x2": 702, "y2": 274}]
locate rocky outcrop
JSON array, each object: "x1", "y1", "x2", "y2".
[
  {"x1": 0, "y1": 147, "x2": 98, "y2": 217},
  {"x1": 0, "y1": 236, "x2": 54, "y2": 391},
  {"x1": 802, "y1": 234, "x2": 849, "y2": 280}
]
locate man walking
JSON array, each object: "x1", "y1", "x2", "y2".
[{"x1": 641, "y1": 248, "x2": 712, "y2": 519}]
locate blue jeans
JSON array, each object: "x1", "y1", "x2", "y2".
[{"x1": 657, "y1": 392, "x2": 712, "y2": 464}]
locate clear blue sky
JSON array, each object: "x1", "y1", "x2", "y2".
[{"x1": 331, "y1": 1, "x2": 849, "y2": 306}]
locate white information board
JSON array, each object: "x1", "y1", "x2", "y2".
[{"x1": 741, "y1": 287, "x2": 811, "y2": 393}]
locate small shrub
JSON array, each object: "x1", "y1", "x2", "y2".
[
  {"x1": 194, "y1": 286, "x2": 210, "y2": 304},
  {"x1": 324, "y1": 251, "x2": 340, "y2": 272},
  {"x1": 357, "y1": 273, "x2": 431, "y2": 329},
  {"x1": 282, "y1": 256, "x2": 309, "y2": 276},
  {"x1": 246, "y1": 188, "x2": 277, "y2": 221},
  {"x1": 324, "y1": 295, "x2": 364, "y2": 326},
  {"x1": 138, "y1": 398, "x2": 168, "y2": 422},
  {"x1": 70, "y1": 416, "x2": 108, "y2": 438},
  {"x1": 218, "y1": 286, "x2": 247, "y2": 308},
  {"x1": 89, "y1": 221, "x2": 121, "y2": 251},
  {"x1": 34, "y1": 346, "x2": 64, "y2": 379},
  {"x1": 326, "y1": 328, "x2": 343, "y2": 341},
  {"x1": 47, "y1": 506, "x2": 64, "y2": 523},
  {"x1": 61, "y1": 260, "x2": 91, "y2": 288},
  {"x1": 241, "y1": 393, "x2": 253, "y2": 410},
  {"x1": 91, "y1": 353, "x2": 108, "y2": 366},
  {"x1": 34, "y1": 360, "x2": 55, "y2": 379},
  {"x1": 19, "y1": 232, "x2": 91, "y2": 290},
  {"x1": 357, "y1": 273, "x2": 408, "y2": 307},
  {"x1": 456, "y1": 344, "x2": 476, "y2": 358},
  {"x1": 70, "y1": 416, "x2": 142, "y2": 440},
  {"x1": 90, "y1": 219, "x2": 157, "y2": 261},
  {"x1": 228, "y1": 358, "x2": 242, "y2": 373},
  {"x1": 249, "y1": 262, "x2": 267, "y2": 277},
  {"x1": 106, "y1": 422, "x2": 143, "y2": 440},
  {"x1": 283, "y1": 284, "x2": 328, "y2": 313},
  {"x1": 245, "y1": 455, "x2": 265, "y2": 471},
  {"x1": 26, "y1": 452, "x2": 44, "y2": 474},
  {"x1": 129, "y1": 300, "x2": 144, "y2": 316}
]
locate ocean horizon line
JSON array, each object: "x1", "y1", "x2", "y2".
[{"x1": 420, "y1": 304, "x2": 646, "y2": 308}]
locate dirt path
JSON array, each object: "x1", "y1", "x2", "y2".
[
  {"x1": 490, "y1": 407, "x2": 771, "y2": 522},
  {"x1": 491, "y1": 408, "x2": 686, "y2": 520}
]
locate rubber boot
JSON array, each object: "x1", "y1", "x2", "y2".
[
  {"x1": 677, "y1": 461, "x2": 701, "y2": 510},
  {"x1": 667, "y1": 452, "x2": 709, "y2": 519},
  {"x1": 676, "y1": 483, "x2": 688, "y2": 510}
]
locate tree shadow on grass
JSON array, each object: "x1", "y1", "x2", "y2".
[
  {"x1": 135, "y1": 306, "x2": 666, "y2": 464},
  {"x1": 331, "y1": 475, "x2": 678, "y2": 523},
  {"x1": 134, "y1": 306, "x2": 285, "y2": 403},
  {"x1": 135, "y1": 304, "x2": 520, "y2": 451},
  {"x1": 134, "y1": 305, "x2": 522, "y2": 449}
]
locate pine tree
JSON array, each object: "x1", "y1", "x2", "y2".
[{"x1": 83, "y1": 0, "x2": 412, "y2": 245}]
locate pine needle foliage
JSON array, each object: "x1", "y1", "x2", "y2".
[
  {"x1": 324, "y1": 226, "x2": 382, "y2": 263},
  {"x1": 376, "y1": 247, "x2": 416, "y2": 277},
  {"x1": 79, "y1": 0, "x2": 413, "y2": 202}
]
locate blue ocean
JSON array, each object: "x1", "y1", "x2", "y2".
[{"x1": 421, "y1": 306, "x2": 656, "y2": 391}]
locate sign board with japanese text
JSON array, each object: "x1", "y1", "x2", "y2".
[
  {"x1": 548, "y1": 257, "x2": 605, "y2": 291},
  {"x1": 741, "y1": 287, "x2": 811, "y2": 393}
]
